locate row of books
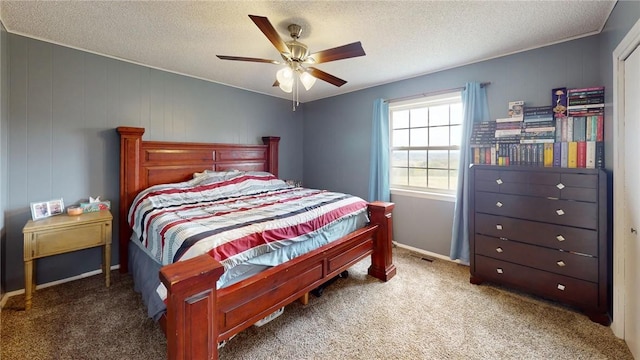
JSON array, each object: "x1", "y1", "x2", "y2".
[
  {"x1": 472, "y1": 141, "x2": 604, "y2": 168},
  {"x1": 470, "y1": 86, "x2": 605, "y2": 168},
  {"x1": 555, "y1": 113, "x2": 604, "y2": 142}
]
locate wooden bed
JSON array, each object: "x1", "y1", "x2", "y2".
[{"x1": 117, "y1": 127, "x2": 396, "y2": 360}]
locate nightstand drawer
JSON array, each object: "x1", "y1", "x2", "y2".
[{"x1": 33, "y1": 222, "x2": 106, "y2": 257}]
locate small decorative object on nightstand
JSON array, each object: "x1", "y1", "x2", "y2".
[{"x1": 22, "y1": 210, "x2": 112, "y2": 310}]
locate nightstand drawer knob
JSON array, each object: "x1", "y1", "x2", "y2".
[
  {"x1": 556, "y1": 235, "x2": 566, "y2": 242},
  {"x1": 496, "y1": 224, "x2": 503, "y2": 230},
  {"x1": 496, "y1": 268, "x2": 504, "y2": 274},
  {"x1": 496, "y1": 202, "x2": 503, "y2": 208},
  {"x1": 556, "y1": 183, "x2": 565, "y2": 189},
  {"x1": 556, "y1": 209, "x2": 565, "y2": 216},
  {"x1": 496, "y1": 179, "x2": 503, "y2": 185},
  {"x1": 557, "y1": 284, "x2": 566, "y2": 291},
  {"x1": 557, "y1": 260, "x2": 566, "y2": 267},
  {"x1": 496, "y1": 247, "x2": 503, "y2": 253}
]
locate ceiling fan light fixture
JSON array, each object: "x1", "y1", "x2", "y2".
[
  {"x1": 276, "y1": 67, "x2": 294, "y2": 93},
  {"x1": 299, "y1": 71, "x2": 316, "y2": 91}
]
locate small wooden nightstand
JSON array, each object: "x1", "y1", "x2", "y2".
[{"x1": 22, "y1": 210, "x2": 113, "y2": 310}]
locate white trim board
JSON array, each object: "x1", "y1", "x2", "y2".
[
  {"x1": 393, "y1": 241, "x2": 463, "y2": 264},
  {"x1": 0, "y1": 264, "x2": 120, "y2": 309},
  {"x1": 612, "y1": 16, "x2": 640, "y2": 339}
]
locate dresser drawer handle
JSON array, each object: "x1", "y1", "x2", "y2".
[
  {"x1": 557, "y1": 284, "x2": 566, "y2": 291},
  {"x1": 556, "y1": 183, "x2": 565, "y2": 189},
  {"x1": 496, "y1": 268, "x2": 503, "y2": 274},
  {"x1": 556, "y1": 209, "x2": 565, "y2": 216},
  {"x1": 499, "y1": 237, "x2": 508, "y2": 241},
  {"x1": 556, "y1": 235, "x2": 565, "y2": 242},
  {"x1": 496, "y1": 178, "x2": 503, "y2": 185},
  {"x1": 556, "y1": 260, "x2": 566, "y2": 267},
  {"x1": 496, "y1": 202, "x2": 503, "y2": 208},
  {"x1": 496, "y1": 247, "x2": 503, "y2": 253},
  {"x1": 496, "y1": 224, "x2": 503, "y2": 230}
]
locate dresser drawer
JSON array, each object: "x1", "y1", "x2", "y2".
[
  {"x1": 474, "y1": 255, "x2": 598, "y2": 309},
  {"x1": 475, "y1": 235, "x2": 598, "y2": 282},
  {"x1": 474, "y1": 168, "x2": 598, "y2": 202},
  {"x1": 33, "y1": 222, "x2": 106, "y2": 258},
  {"x1": 474, "y1": 213, "x2": 598, "y2": 255},
  {"x1": 475, "y1": 192, "x2": 597, "y2": 229}
]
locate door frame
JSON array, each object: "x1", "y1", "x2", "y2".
[{"x1": 612, "y1": 17, "x2": 640, "y2": 338}]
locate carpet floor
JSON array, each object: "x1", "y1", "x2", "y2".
[{"x1": 1, "y1": 247, "x2": 633, "y2": 359}]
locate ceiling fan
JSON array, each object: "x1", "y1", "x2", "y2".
[{"x1": 216, "y1": 15, "x2": 366, "y2": 91}]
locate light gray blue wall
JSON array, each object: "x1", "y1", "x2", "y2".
[
  {"x1": 0, "y1": 23, "x2": 7, "y2": 297},
  {"x1": 3, "y1": 34, "x2": 303, "y2": 292},
  {"x1": 2, "y1": 2, "x2": 639, "y2": 292},
  {"x1": 303, "y1": 1, "x2": 640, "y2": 256}
]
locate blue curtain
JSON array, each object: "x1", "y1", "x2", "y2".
[
  {"x1": 368, "y1": 99, "x2": 390, "y2": 202},
  {"x1": 450, "y1": 82, "x2": 489, "y2": 264}
]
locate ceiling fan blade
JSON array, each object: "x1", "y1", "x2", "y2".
[
  {"x1": 307, "y1": 67, "x2": 347, "y2": 87},
  {"x1": 249, "y1": 15, "x2": 290, "y2": 55},
  {"x1": 308, "y1": 42, "x2": 366, "y2": 64},
  {"x1": 216, "y1": 55, "x2": 280, "y2": 64}
]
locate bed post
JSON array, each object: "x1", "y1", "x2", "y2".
[
  {"x1": 117, "y1": 126, "x2": 145, "y2": 274},
  {"x1": 367, "y1": 201, "x2": 397, "y2": 281},
  {"x1": 262, "y1": 136, "x2": 280, "y2": 178},
  {"x1": 160, "y1": 255, "x2": 225, "y2": 360}
]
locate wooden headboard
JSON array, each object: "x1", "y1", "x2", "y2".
[{"x1": 116, "y1": 126, "x2": 280, "y2": 273}]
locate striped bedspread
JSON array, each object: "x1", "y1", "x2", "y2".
[{"x1": 129, "y1": 171, "x2": 369, "y2": 274}]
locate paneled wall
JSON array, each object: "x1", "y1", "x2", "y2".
[{"x1": 3, "y1": 34, "x2": 303, "y2": 292}]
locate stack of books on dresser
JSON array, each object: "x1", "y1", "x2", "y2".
[
  {"x1": 555, "y1": 87, "x2": 605, "y2": 168},
  {"x1": 469, "y1": 87, "x2": 605, "y2": 168}
]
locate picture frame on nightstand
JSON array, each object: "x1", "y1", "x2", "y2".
[{"x1": 30, "y1": 198, "x2": 65, "y2": 220}]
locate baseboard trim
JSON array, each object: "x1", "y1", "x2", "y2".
[
  {"x1": 393, "y1": 241, "x2": 463, "y2": 264},
  {"x1": 0, "y1": 264, "x2": 120, "y2": 309}
]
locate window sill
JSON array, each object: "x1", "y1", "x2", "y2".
[{"x1": 390, "y1": 188, "x2": 456, "y2": 202}]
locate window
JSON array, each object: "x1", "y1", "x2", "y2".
[{"x1": 389, "y1": 92, "x2": 463, "y2": 195}]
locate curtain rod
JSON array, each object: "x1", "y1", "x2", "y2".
[{"x1": 384, "y1": 82, "x2": 491, "y2": 104}]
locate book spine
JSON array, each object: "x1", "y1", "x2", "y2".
[
  {"x1": 586, "y1": 141, "x2": 596, "y2": 169},
  {"x1": 573, "y1": 116, "x2": 586, "y2": 142},
  {"x1": 555, "y1": 118, "x2": 563, "y2": 142},
  {"x1": 553, "y1": 142, "x2": 561, "y2": 167},
  {"x1": 567, "y1": 117, "x2": 574, "y2": 142},
  {"x1": 595, "y1": 141, "x2": 605, "y2": 168},
  {"x1": 544, "y1": 143, "x2": 553, "y2": 167},
  {"x1": 567, "y1": 86, "x2": 605, "y2": 94},
  {"x1": 577, "y1": 141, "x2": 587, "y2": 168},
  {"x1": 596, "y1": 115, "x2": 604, "y2": 141},
  {"x1": 519, "y1": 138, "x2": 555, "y2": 144},
  {"x1": 568, "y1": 141, "x2": 578, "y2": 168},
  {"x1": 561, "y1": 142, "x2": 568, "y2": 168},
  {"x1": 490, "y1": 146, "x2": 497, "y2": 165}
]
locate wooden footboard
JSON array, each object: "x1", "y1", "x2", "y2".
[
  {"x1": 117, "y1": 127, "x2": 395, "y2": 360},
  {"x1": 159, "y1": 202, "x2": 395, "y2": 360}
]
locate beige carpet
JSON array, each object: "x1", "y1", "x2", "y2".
[{"x1": 1, "y1": 247, "x2": 632, "y2": 359}]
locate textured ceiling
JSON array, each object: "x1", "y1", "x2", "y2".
[{"x1": 0, "y1": 1, "x2": 616, "y2": 103}]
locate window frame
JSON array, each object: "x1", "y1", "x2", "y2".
[{"x1": 388, "y1": 91, "x2": 463, "y2": 201}]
